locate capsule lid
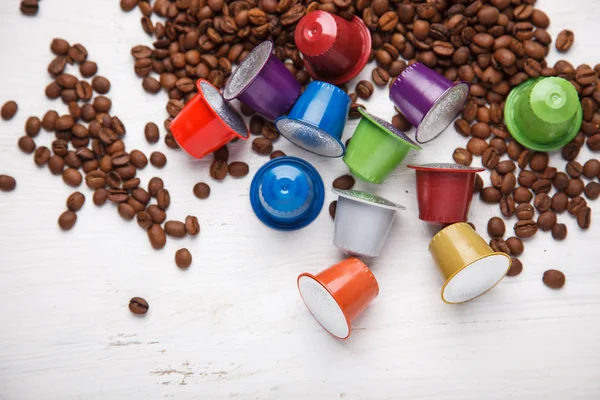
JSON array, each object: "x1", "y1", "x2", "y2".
[
  {"x1": 333, "y1": 188, "x2": 406, "y2": 211},
  {"x1": 276, "y1": 118, "x2": 346, "y2": 158}
]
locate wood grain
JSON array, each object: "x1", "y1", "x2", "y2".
[{"x1": 1, "y1": 1, "x2": 600, "y2": 399}]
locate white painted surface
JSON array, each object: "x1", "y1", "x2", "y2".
[{"x1": 1, "y1": 1, "x2": 600, "y2": 399}]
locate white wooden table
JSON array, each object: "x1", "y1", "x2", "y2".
[{"x1": 1, "y1": 1, "x2": 600, "y2": 399}]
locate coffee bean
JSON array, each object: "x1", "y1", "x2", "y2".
[
  {"x1": 193, "y1": 182, "x2": 210, "y2": 199},
  {"x1": 514, "y1": 219, "x2": 537, "y2": 238},
  {"x1": 471, "y1": 122, "x2": 491, "y2": 139},
  {"x1": 33, "y1": 146, "x2": 50, "y2": 167},
  {"x1": 0, "y1": 175, "x2": 16, "y2": 192},
  {"x1": 58, "y1": 210, "x2": 77, "y2": 230},
  {"x1": 164, "y1": 221, "x2": 186, "y2": 238},
  {"x1": 144, "y1": 122, "x2": 160, "y2": 143},
  {"x1": 551, "y1": 192, "x2": 568, "y2": 214},
  {"x1": 24, "y1": 116, "x2": 41, "y2": 138},
  {"x1": 136, "y1": 211, "x2": 153, "y2": 230},
  {"x1": 93, "y1": 188, "x2": 108, "y2": 206},
  {"x1": 480, "y1": 187, "x2": 502, "y2": 204},
  {"x1": 117, "y1": 203, "x2": 136, "y2": 221},
  {"x1": 149, "y1": 152, "x2": 167, "y2": 168},
  {"x1": 513, "y1": 186, "x2": 533, "y2": 203},
  {"x1": 467, "y1": 138, "x2": 488, "y2": 155},
  {"x1": 543, "y1": 270, "x2": 565, "y2": 289},
  {"x1": 500, "y1": 173, "x2": 516, "y2": 195},
  {"x1": 454, "y1": 119, "x2": 470, "y2": 136},
  {"x1": 46, "y1": 155, "x2": 64, "y2": 175},
  {"x1": 261, "y1": 123, "x2": 279, "y2": 141},
  {"x1": 500, "y1": 196, "x2": 516, "y2": 217},
  {"x1": 18, "y1": 136, "x2": 36, "y2": 154},
  {"x1": 130, "y1": 150, "x2": 148, "y2": 169},
  {"x1": 129, "y1": 297, "x2": 149, "y2": 314},
  {"x1": 372, "y1": 67, "x2": 390, "y2": 87},
  {"x1": 84, "y1": 170, "x2": 105, "y2": 189},
  {"x1": 107, "y1": 189, "x2": 128, "y2": 203},
  {"x1": 174, "y1": 248, "x2": 193, "y2": 269},
  {"x1": 573, "y1": 202, "x2": 591, "y2": 228},
  {"x1": 562, "y1": 142, "x2": 580, "y2": 161},
  {"x1": 506, "y1": 237, "x2": 523, "y2": 256},
  {"x1": 487, "y1": 217, "x2": 505, "y2": 237},
  {"x1": 506, "y1": 258, "x2": 523, "y2": 277},
  {"x1": 146, "y1": 205, "x2": 166, "y2": 224},
  {"x1": 126, "y1": 196, "x2": 144, "y2": 213},
  {"x1": 534, "y1": 193, "x2": 552, "y2": 213},
  {"x1": 209, "y1": 159, "x2": 228, "y2": 181},
  {"x1": 507, "y1": 141, "x2": 522, "y2": 161},
  {"x1": 333, "y1": 175, "x2": 355, "y2": 190},
  {"x1": 68, "y1": 44, "x2": 88, "y2": 63},
  {"x1": 453, "y1": 148, "x2": 472, "y2": 166},
  {"x1": 20, "y1": 0, "x2": 39, "y2": 15},
  {"x1": 132, "y1": 188, "x2": 150, "y2": 205},
  {"x1": 252, "y1": 138, "x2": 272, "y2": 155},
  {"x1": 583, "y1": 159, "x2": 600, "y2": 179},
  {"x1": 516, "y1": 203, "x2": 535, "y2": 220},
  {"x1": 185, "y1": 215, "x2": 200, "y2": 236},
  {"x1": 356, "y1": 80, "x2": 374, "y2": 100},
  {"x1": 496, "y1": 160, "x2": 515, "y2": 175},
  {"x1": 270, "y1": 150, "x2": 286, "y2": 159},
  {"x1": 532, "y1": 179, "x2": 552, "y2": 195},
  {"x1": 148, "y1": 177, "x2": 164, "y2": 197},
  {"x1": 490, "y1": 170, "x2": 503, "y2": 189},
  {"x1": 584, "y1": 182, "x2": 600, "y2": 200},
  {"x1": 537, "y1": 210, "x2": 556, "y2": 232},
  {"x1": 157, "y1": 189, "x2": 170, "y2": 210},
  {"x1": 490, "y1": 237, "x2": 510, "y2": 254},
  {"x1": 566, "y1": 178, "x2": 585, "y2": 198},
  {"x1": 565, "y1": 161, "x2": 583, "y2": 178},
  {"x1": 92, "y1": 76, "x2": 111, "y2": 94},
  {"x1": 249, "y1": 116, "x2": 265, "y2": 135},
  {"x1": 328, "y1": 200, "x2": 337, "y2": 220},
  {"x1": 148, "y1": 224, "x2": 166, "y2": 249},
  {"x1": 228, "y1": 162, "x2": 249, "y2": 178},
  {"x1": 474, "y1": 174, "x2": 483, "y2": 193},
  {"x1": 1, "y1": 101, "x2": 18, "y2": 120},
  {"x1": 51, "y1": 39, "x2": 70, "y2": 55},
  {"x1": 213, "y1": 145, "x2": 229, "y2": 162},
  {"x1": 556, "y1": 30, "x2": 574, "y2": 53},
  {"x1": 66, "y1": 192, "x2": 85, "y2": 212},
  {"x1": 551, "y1": 223, "x2": 567, "y2": 241}
]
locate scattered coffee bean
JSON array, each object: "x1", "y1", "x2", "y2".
[
  {"x1": 147, "y1": 205, "x2": 166, "y2": 224},
  {"x1": 185, "y1": 215, "x2": 200, "y2": 236},
  {"x1": 534, "y1": 193, "x2": 552, "y2": 213},
  {"x1": 137, "y1": 211, "x2": 153, "y2": 230},
  {"x1": 66, "y1": 192, "x2": 85, "y2": 212},
  {"x1": 490, "y1": 238, "x2": 510, "y2": 254},
  {"x1": 128, "y1": 297, "x2": 149, "y2": 315},
  {"x1": 453, "y1": 148, "x2": 472, "y2": 166},
  {"x1": 543, "y1": 270, "x2": 565, "y2": 289},
  {"x1": 329, "y1": 200, "x2": 337, "y2": 219},
  {"x1": 487, "y1": 217, "x2": 505, "y2": 238},
  {"x1": 566, "y1": 178, "x2": 585, "y2": 198},
  {"x1": 149, "y1": 152, "x2": 167, "y2": 168},
  {"x1": 147, "y1": 224, "x2": 166, "y2": 249},
  {"x1": 506, "y1": 258, "x2": 523, "y2": 277},
  {"x1": 118, "y1": 203, "x2": 136, "y2": 220},
  {"x1": 480, "y1": 187, "x2": 502, "y2": 204},
  {"x1": 62, "y1": 168, "x2": 82, "y2": 187},
  {"x1": 333, "y1": 175, "x2": 355, "y2": 190},
  {"x1": 500, "y1": 196, "x2": 516, "y2": 217},
  {"x1": 193, "y1": 182, "x2": 210, "y2": 199},
  {"x1": 165, "y1": 221, "x2": 186, "y2": 238},
  {"x1": 175, "y1": 248, "x2": 192, "y2": 269},
  {"x1": 566, "y1": 161, "x2": 583, "y2": 178},
  {"x1": 0, "y1": 175, "x2": 16, "y2": 192},
  {"x1": 556, "y1": 30, "x2": 574, "y2": 53},
  {"x1": 551, "y1": 192, "x2": 569, "y2": 213},
  {"x1": 516, "y1": 203, "x2": 535, "y2": 220},
  {"x1": 513, "y1": 186, "x2": 533, "y2": 203},
  {"x1": 551, "y1": 223, "x2": 568, "y2": 241},
  {"x1": 144, "y1": 122, "x2": 160, "y2": 143},
  {"x1": 18, "y1": 136, "x2": 36, "y2": 154},
  {"x1": 270, "y1": 150, "x2": 286, "y2": 159},
  {"x1": 506, "y1": 237, "x2": 524, "y2": 256},
  {"x1": 584, "y1": 182, "x2": 600, "y2": 200},
  {"x1": 58, "y1": 210, "x2": 77, "y2": 230},
  {"x1": 583, "y1": 160, "x2": 600, "y2": 179},
  {"x1": 210, "y1": 160, "x2": 228, "y2": 181},
  {"x1": 148, "y1": 177, "x2": 164, "y2": 197},
  {"x1": 157, "y1": 189, "x2": 170, "y2": 210},
  {"x1": 537, "y1": 210, "x2": 556, "y2": 232},
  {"x1": 25, "y1": 116, "x2": 41, "y2": 137},
  {"x1": 356, "y1": 80, "x2": 374, "y2": 100},
  {"x1": 577, "y1": 206, "x2": 591, "y2": 229},
  {"x1": 514, "y1": 219, "x2": 538, "y2": 238},
  {"x1": 228, "y1": 162, "x2": 249, "y2": 178},
  {"x1": 252, "y1": 137, "x2": 273, "y2": 155},
  {"x1": 93, "y1": 188, "x2": 108, "y2": 206}
]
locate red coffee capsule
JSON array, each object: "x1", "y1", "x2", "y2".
[{"x1": 295, "y1": 11, "x2": 371, "y2": 85}]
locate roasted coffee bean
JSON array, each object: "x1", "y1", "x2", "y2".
[
  {"x1": 143, "y1": 77, "x2": 161, "y2": 94},
  {"x1": 482, "y1": 148, "x2": 500, "y2": 169},
  {"x1": 270, "y1": 150, "x2": 286, "y2": 159},
  {"x1": 130, "y1": 150, "x2": 148, "y2": 169},
  {"x1": 93, "y1": 96, "x2": 112, "y2": 113},
  {"x1": 128, "y1": 297, "x2": 149, "y2": 314},
  {"x1": 490, "y1": 170, "x2": 503, "y2": 189},
  {"x1": 490, "y1": 237, "x2": 510, "y2": 254},
  {"x1": 123, "y1": 178, "x2": 140, "y2": 191},
  {"x1": 529, "y1": 152, "x2": 548, "y2": 172},
  {"x1": 144, "y1": 122, "x2": 160, "y2": 143},
  {"x1": 164, "y1": 221, "x2": 186, "y2": 238},
  {"x1": 85, "y1": 170, "x2": 105, "y2": 189},
  {"x1": 148, "y1": 224, "x2": 167, "y2": 249},
  {"x1": 500, "y1": 196, "x2": 516, "y2": 217},
  {"x1": 118, "y1": 203, "x2": 136, "y2": 221},
  {"x1": 487, "y1": 217, "x2": 505, "y2": 238},
  {"x1": 148, "y1": 177, "x2": 164, "y2": 197},
  {"x1": 157, "y1": 189, "x2": 170, "y2": 210},
  {"x1": 126, "y1": 196, "x2": 144, "y2": 212},
  {"x1": 584, "y1": 182, "x2": 600, "y2": 200},
  {"x1": 392, "y1": 113, "x2": 412, "y2": 132},
  {"x1": 209, "y1": 159, "x2": 228, "y2": 181},
  {"x1": 107, "y1": 189, "x2": 129, "y2": 203},
  {"x1": 501, "y1": 173, "x2": 516, "y2": 195},
  {"x1": 562, "y1": 142, "x2": 580, "y2": 161},
  {"x1": 506, "y1": 237, "x2": 524, "y2": 256},
  {"x1": 93, "y1": 188, "x2": 108, "y2": 206},
  {"x1": 454, "y1": 119, "x2": 470, "y2": 136},
  {"x1": 552, "y1": 223, "x2": 568, "y2": 241},
  {"x1": 372, "y1": 67, "x2": 390, "y2": 87},
  {"x1": 25, "y1": 116, "x2": 41, "y2": 137},
  {"x1": 175, "y1": 248, "x2": 192, "y2": 269},
  {"x1": 114, "y1": 165, "x2": 136, "y2": 181},
  {"x1": 496, "y1": 160, "x2": 515, "y2": 175},
  {"x1": 507, "y1": 141, "x2": 522, "y2": 161},
  {"x1": 537, "y1": 210, "x2": 556, "y2": 232},
  {"x1": 568, "y1": 197, "x2": 588, "y2": 216},
  {"x1": 193, "y1": 182, "x2": 210, "y2": 199},
  {"x1": 18, "y1": 136, "x2": 36, "y2": 154},
  {"x1": 58, "y1": 210, "x2": 77, "y2": 231},
  {"x1": 543, "y1": 270, "x2": 566, "y2": 289},
  {"x1": 329, "y1": 200, "x2": 337, "y2": 219},
  {"x1": 467, "y1": 138, "x2": 488, "y2": 155},
  {"x1": 0, "y1": 175, "x2": 16, "y2": 192},
  {"x1": 356, "y1": 80, "x2": 374, "y2": 100},
  {"x1": 518, "y1": 170, "x2": 538, "y2": 188},
  {"x1": 551, "y1": 192, "x2": 569, "y2": 213},
  {"x1": 534, "y1": 193, "x2": 552, "y2": 213},
  {"x1": 92, "y1": 76, "x2": 111, "y2": 94},
  {"x1": 583, "y1": 159, "x2": 600, "y2": 179},
  {"x1": 147, "y1": 205, "x2": 166, "y2": 225},
  {"x1": 474, "y1": 174, "x2": 483, "y2": 193},
  {"x1": 566, "y1": 178, "x2": 585, "y2": 198},
  {"x1": 480, "y1": 187, "x2": 502, "y2": 204},
  {"x1": 33, "y1": 146, "x2": 50, "y2": 166},
  {"x1": 514, "y1": 219, "x2": 537, "y2": 238},
  {"x1": 471, "y1": 122, "x2": 491, "y2": 139},
  {"x1": 66, "y1": 192, "x2": 85, "y2": 212},
  {"x1": 453, "y1": 148, "x2": 472, "y2": 166},
  {"x1": 249, "y1": 116, "x2": 265, "y2": 135},
  {"x1": 213, "y1": 145, "x2": 229, "y2": 162},
  {"x1": 185, "y1": 215, "x2": 200, "y2": 236},
  {"x1": 132, "y1": 188, "x2": 150, "y2": 205},
  {"x1": 566, "y1": 161, "x2": 583, "y2": 178},
  {"x1": 48, "y1": 57, "x2": 67, "y2": 76},
  {"x1": 261, "y1": 123, "x2": 279, "y2": 141},
  {"x1": 556, "y1": 30, "x2": 574, "y2": 53},
  {"x1": 577, "y1": 206, "x2": 592, "y2": 229},
  {"x1": 516, "y1": 203, "x2": 535, "y2": 220},
  {"x1": 552, "y1": 172, "x2": 570, "y2": 192},
  {"x1": 513, "y1": 186, "x2": 533, "y2": 203},
  {"x1": 51, "y1": 39, "x2": 70, "y2": 55},
  {"x1": 517, "y1": 150, "x2": 532, "y2": 169},
  {"x1": 149, "y1": 151, "x2": 167, "y2": 168},
  {"x1": 587, "y1": 134, "x2": 600, "y2": 151},
  {"x1": 333, "y1": 175, "x2": 355, "y2": 190},
  {"x1": 80, "y1": 61, "x2": 98, "y2": 78},
  {"x1": 228, "y1": 161, "x2": 249, "y2": 178},
  {"x1": 506, "y1": 258, "x2": 523, "y2": 277},
  {"x1": 48, "y1": 155, "x2": 64, "y2": 175},
  {"x1": 532, "y1": 179, "x2": 552, "y2": 195},
  {"x1": 68, "y1": 44, "x2": 88, "y2": 63},
  {"x1": 137, "y1": 211, "x2": 153, "y2": 230},
  {"x1": 489, "y1": 138, "x2": 507, "y2": 155},
  {"x1": 252, "y1": 137, "x2": 272, "y2": 155}
]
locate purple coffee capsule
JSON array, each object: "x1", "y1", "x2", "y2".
[
  {"x1": 389, "y1": 63, "x2": 469, "y2": 144},
  {"x1": 223, "y1": 41, "x2": 302, "y2": 121}
]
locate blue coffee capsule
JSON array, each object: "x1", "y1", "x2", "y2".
[
  {"x1": 275, "y1": 81, "x2": 351, "y2": 158},
  {"x1": 250, "y1": 156, "x2": 325, "y2": 230}
]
